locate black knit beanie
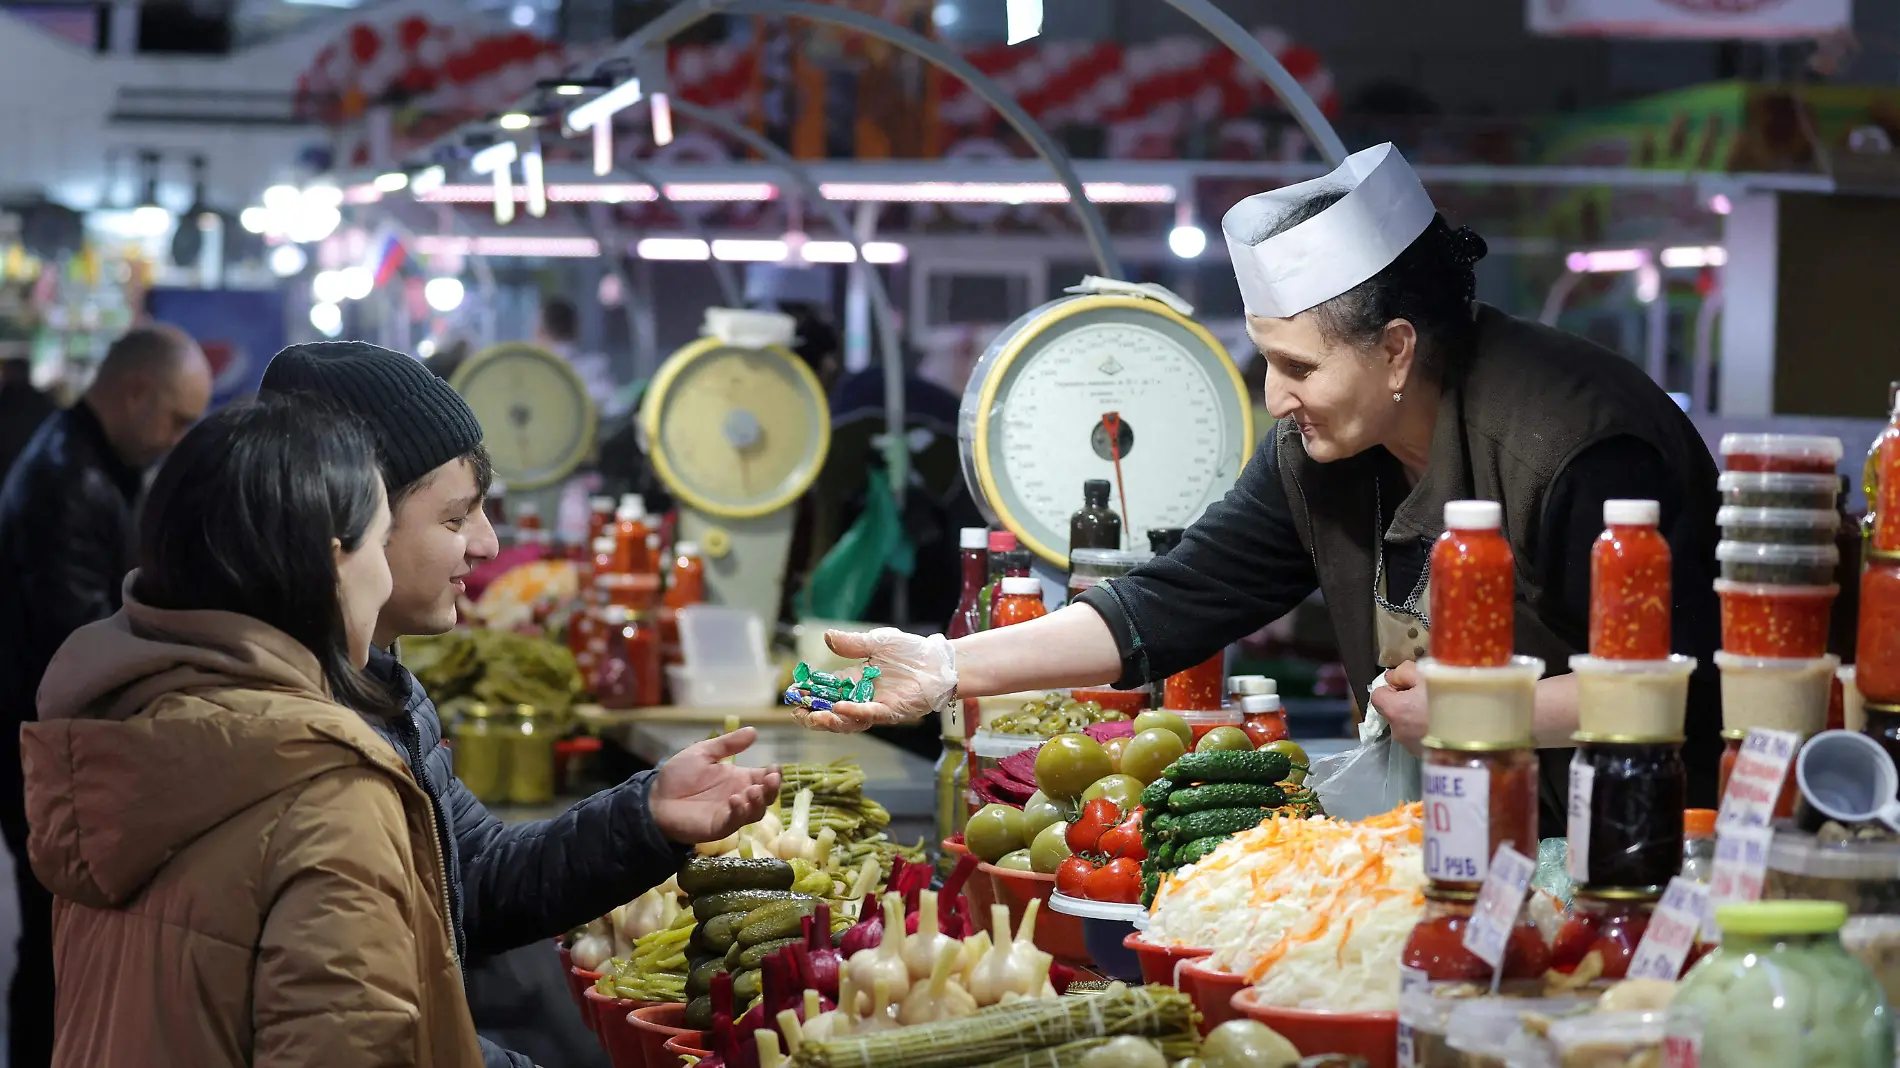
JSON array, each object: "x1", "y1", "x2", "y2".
[{"x1": 260, "y1": 341, "x2": 484, "y2": 492}]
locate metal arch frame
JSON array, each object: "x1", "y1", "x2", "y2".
[
  {"x1": 1156, "y1": 0, "x2": 1348, "y2": 166},
  {"x1": 609, "y1": 157, "x2": 744, "y2": 308}
]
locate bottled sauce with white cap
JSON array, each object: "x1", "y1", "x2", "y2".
[
  {"x1": 990, "y1": 575, "x2": 1048, "y2": 629},
  {"x1": 1430, "y1": 500, "x2": 1513, "y2": 667},
  {"x1": 1591, "y1": 498, "x2": 1670, "y2": 660},
  {"x1": 614, "y1": 494, "x2": 650, "y2": 576}
]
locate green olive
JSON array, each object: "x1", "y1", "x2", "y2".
[
  {"x1": 1196, "y1": 726, "x2": 1255, "y2": 753},
  {"x1": 1132, "y1": 710, "x2": 1193, "y2": 750},
  {"x1": 965, "y1": 803, "x2": 1026, "y2": 863},
  {"x1": 1120, "y1": 728, "x2": 1187, "y2": 784},
  {"x1": 1029, "y1": 821, "x2": 1072, "y2": 873},
  {"x1": 1034, "y1": 733, "x2": 1113, "y2": 801}
]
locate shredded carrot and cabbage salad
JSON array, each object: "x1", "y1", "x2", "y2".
[{"x1": 1144, "y1": 803, "x2": 1425, "y2": 1012}]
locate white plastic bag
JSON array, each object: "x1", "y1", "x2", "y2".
[{"x1": 1308, "y1": 673, "x2": 1422, "y2": 820}]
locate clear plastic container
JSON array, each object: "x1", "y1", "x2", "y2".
[
  {"x1": 1714, "y1": 651, "x2": 1839, "y2": 734},
  {"x1": 1716, "y1": 506, "x2": 1841, "y2": 547},
  {"x1": 1712, "y1": 581, "x2": 1839, "y2": 658},
  {"x1": 1720, "y1": 433, "x2": 1844, "y2": 475},
  {"x1": 1173, "y1": 706, "x2": 1244, "y2": 745},
  {"x1": 1764, "y1": 830, "x2": 1900, "y2": 915},
  {"x1": 1666, "y1": 901, "x2": 1891, "y2": 1066},
  {"x1": 1546, "y1": 1010, "x2": 1668, "y2": 1068},
  {"x1": 1717, "y1": 470, "x2": 1842, "y2": 511},
  {"x1": 1715, "y1": 540, "x2": 1841, "y2": 585},
  {"x1": 1066, "y1": 548, "x2": 1151, "y2": 604}
]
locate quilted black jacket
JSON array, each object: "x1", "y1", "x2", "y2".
[{"x1": 366, "y1": 650, "x2": 691, "y2": 1068}]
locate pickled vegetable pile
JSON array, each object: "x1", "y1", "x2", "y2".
[{"x1": 1139, "y1": 747, "x2": 1319, "y2": 906}]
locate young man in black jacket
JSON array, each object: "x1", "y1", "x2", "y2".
[{"x1": 261, "y1": 343, "x2": 779, "y2": 1068}]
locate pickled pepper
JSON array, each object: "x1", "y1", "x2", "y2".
[{"x1": 1590, "y1": 499, "x2": 1672, "y2": 660}]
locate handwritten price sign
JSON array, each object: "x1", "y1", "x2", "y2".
[
  {"x1": 1629, "y1": 877, "x2": 1709, "y2": 980},
  {"x1": 1704, "y1": 824, "x2": 1775, "y2": 938},
  {"x1": 1715, "y1": 728, "x2": 1799, "y2": 833},
  {"x1": 1462, "y1": 843, "x2": 1536, "y2": 968}
]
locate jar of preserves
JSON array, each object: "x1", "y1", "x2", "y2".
[
  {"x1": 1719, "y1": 432, "x2": 1844, "y2": 476},
  {"x1": 506, "y1": 705, "x2": 555, "y2": 806},
  {"x1": 1430, "y1": 500, "x2": 1515, "y2": 667},
  {"x1": 451, "y1": 703, "x2": 508, "y2": 805},
  {"x1": 1550, "y1": 892, "x2": 1656, "y2": 983},
  {"x1": 1870, "y1": 385, "x2": 1900, "y2": 553},
  {"x1": 1715, "y1": 541, "x2": 1840, "y2": 586},
  {"x1": 1715, "y1": 651, "x2": 1839, "y2": 738},
  {"x1": 1422, "y1": 745, "x2": 1540, "y2": 892},
  {"x1": 1857, "y1": 552, "x2": 1900, "y2": 704},
  {"x1": 1718, "y1": 471, "x2": 1841, "y2": 511},
  {"x1": 1239, "y1": 693, "x2": 1288, "y2": 746},
  {"x1": 1401, "y1": 892, "x2": 1551, "y2": 985},
  {"x1": 595, "y1": 606, "x2": 662, "y2": 709},
  {"x1": 1067, "y1": 548, "x2": 1151, "y2": 604},
  {"x1": 1163, "y1": 652, "x2": 1225, "y2": 711},
  {"x1": 1591, "y1": 499, "x2": 1672, "y2": 660},
  {"x1": 1665, "y1": 901, "x2": 1891, "y2": 1067},
  {"x1": 1568, "y1": 742, "x2": 1687, "y2": 895},
  {"x1": 1713, "y1": 579, "x2": 1838, "y2": 659},
  {"x1": 991, "y1": 576, "x2": 1049, "y2": 628}
]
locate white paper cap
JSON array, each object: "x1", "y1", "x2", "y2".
[
  {"x1": 1221, "y1": 143, "x2": 1437, "y2": 319},
  {"x1": 1444, "y1": 500, "x2": 1502, "y2": 530},
  {"x1": 1000, "y1": 576, "x2": 1041, "y2": 596},
  {"x1": 1604, "y1": 499, "x2": 1660, "y2": 526},
  {"x1": 961, "y1": 527, "x2": 990, "y2": 550}
]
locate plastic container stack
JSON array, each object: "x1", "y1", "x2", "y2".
[{"x1": 1714, "y1": 433, "x2": 1845, "y2": 818}]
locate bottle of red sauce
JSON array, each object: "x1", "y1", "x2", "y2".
[
  {"x1": 1590, "y1": 499, "x2": 1671, "y2": 660},
  {"x1": 1430, "y1": 500, "x2": 1514, "y2": 667},
  {"x1": 982, "y1": 551, "x2": 1032, "y2": 630},
  {"x1": 613, "y1": 494, "x2": 650, "y2": 576},
  {"x1": 990, "y1": 575, "x2": 1048, "y2": 628},
  {"x1": 660, "y1": 541, "x2": 705, "y2": 666},
  {"x1": 948, "y1": 528, "x2": 988, "y2": 641},
  {"x1": 976, "y1": 530, "x2": 1018, "y2": 630},
  {"x1": 587, "y1": 495, "x2": 617, "y2": 547},
  {"x1": 595, "y1": 605, "x2": 662, "y2": 708}
]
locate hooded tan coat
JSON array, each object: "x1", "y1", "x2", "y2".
[{"x1": 21, "y1": 586, "x2": 485, "y2": 1068}]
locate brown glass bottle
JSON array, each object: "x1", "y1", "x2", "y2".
[{"x1": 1070, "y1": 479, "x2": 1123, "y2": 553}]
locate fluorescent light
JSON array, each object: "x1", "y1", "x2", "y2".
[
  {"x1": 1564, "y1": 248, "x2": 1648, "y2": 274},
  {"x1": 472, "y1": 142, "x2": 518, "y2": 225},
  {"x1": 413, "y1": 235, "x2": 602, "y2": 258},
  {"x1": 339, "y1": 265, "x2": 374, "y2": 301},
  {"x1": 1710, "y1": 193, "x2": 1733, "y2": 215},
  {"x1": 636, "y1": 237, "x2": 710, "y2": 261},
  {"x1": 522, "y1": 143, "x2": 547, "y2": 218},
  {"x1": 1005, "y1": 0, "x2": 1042, "y2": 44},
  {"x1": 301, "y1": 184, "x2": 344, "y2": 209},
  {"x1": 410, "y1": 166, "x2": 446, "y2": 197},
  {"x1": 285, "y1": 204, "x2": 341, "y2": 244},
  {"x1": 263, "y1": 184, "x2": 301, "y2": 212},
  {"x1": 1168, "y1": 224, "x2": 1207, "y2": 259},
  {"x1": 651, "y1": 92, "x2": 674, "y2": 147},
  {"x1": 268, "y1": 243, "x2": 308, "y2": 277},
  {"x1": 566, "y1": 77, "x2": 642, "y2": 133},
  {"x1": 239, "y1": 206, "x2": 270, "y2": 234},
  {"x1": 1659, "y1": 245, "x2": 1726, "y2": 269},
  {"x1": 711, "y1": 239, "x2": 789, "y2": 262},
  {"x1": 1635, "y1": 263, "x2": 1661, "y2": 304},
  {"x1": 816, "y1": 181, "x2": 1174, "y2": 204},
  {"x1": 799, "y1": 240, "x2": 908, "y2": 264},
  {"x1": 471, "y1": 142, "x2": 519, "y2": 173},
  {"x1": 498, "y1": 112, "x2": 533, "y2": 131},
  {"x1": 664, "y1": 182, "x2": 775, "y2": 202},
  {"x1": 311, "y1": 269, "x2": 349, "y2": 304},
  {"x1": 374, "y1": 171, "x2": 410, "y2": 193},
  {"x1": 556, "y1": 84, "x2": 586, "y2": 96},
  {"x1": 509, "y1": 3, "x2": 534, "y2": 27},
  {"x1": 343, "y1": 183, "x2": 383, "y2": 205},
  {"x1": 310, "y1": 302, "x2": 343, "y2": 337},
  {"x1": 424, "y1": 276, "x2": 466, "y2": 312},
  {"x1": 592, "y1": 122, "x2": 613, "y2": 178}
]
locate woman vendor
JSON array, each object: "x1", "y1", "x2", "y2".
[{"x1": 809, "y1": 143, "x2": 1724, "y2": 833}]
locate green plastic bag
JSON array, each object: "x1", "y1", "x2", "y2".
[{"x1": 796, "y1": 469, "x2": 914, "y2": 621}]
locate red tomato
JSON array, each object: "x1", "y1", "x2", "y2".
[
  {"x1": 1065, "y1": 798, "x2": 1121, "y2": 855},
  {"x1": 1098, "y1": 808, "x2": 1148, "y2": 861},
  {"x1": 1082, "y1": 858, "x2": 1143, "y2": 903},
  {"x1": 1056, "y1": 855, "x2": 1100, "y2": 897}
]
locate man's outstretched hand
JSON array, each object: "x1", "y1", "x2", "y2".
[{"x1": 650, "y1": 728, "x2": 783, "y2": 845}]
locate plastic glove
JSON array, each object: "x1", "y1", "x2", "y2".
[{"x1": 794, "y1": 628, "x2": 957, "y2": 732}]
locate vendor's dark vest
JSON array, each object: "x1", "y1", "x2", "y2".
[{"x1": 1273, "y1": 305, "x2": 1721, "y2": 831}]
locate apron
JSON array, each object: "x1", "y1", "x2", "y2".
[{"x1": 1370, "y1": 482, "x2": 1430, "y2": 801}]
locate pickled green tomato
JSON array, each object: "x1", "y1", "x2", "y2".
[
  {"x1": 1076, "y1": 1036, "x2": 1167, "y2": 1068},
  {"x1": 1199, "y1": 1020, "x2": 1300, "y2": 1068},
  {"x1": 965, "y1": 803, "x2": 1026, "y2": 862},
  {"x1": 1082, "y1": 774, "x2": 1145, "y2": 812},
  {"x1": 1030, "y1": 821, "x2": 1073, "y2": 873},
  {"x1": 1132, "y1": 710, "x2": 1193, "y2": 750},
  {"x1": 1034, "y1": 733, "x2": 1113, "y2": 801},
  {"x1": 994, "y1": 848, "x2": 1035, "y2": 871},
  {"x1": 1120, "y1": 728, "x2": 1187, "y2": 784},
  {"x1": 1102, "y1": 735, "x2": 1129, "y2": 773},
  {"x1": 1196, "y1": 726, "x2": 1254, "y2": 753},
  {"x1": 1021, "y1": 790, "x2": 1068, "y2": 839}
]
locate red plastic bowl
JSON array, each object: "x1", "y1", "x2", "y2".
[
  {"x1": 558, "y1": 943, "x2": 584, "y2": 1011},
  {"x1": 1179, "y1": 958, "x2": 1248, "y2": 1034},
  {"x1": 1122, "y1": 932, "x2": 1213, "y2": 988},
  {"x1": 978, "y1": 862, "x2": 1089, "y2": 966},
  {"x1": 665, "y1": 1033, "x2": 711, "y2": 1063},
  {"x1": 945, "y1": 840, "x2": 996, "y2": 922},
  {"x1": 630, "y1": 1003, "x2": 696, "y2": 1068},
  {"x1": 570, "y1": 966, "x2": 606, "y2": 1032},
  {"x1": 1232, "y1": 987, "x2": 1398, "y2": 1068},
  {"x1": 585, "y1": 986, "x2": 653, "y2": 1064}
]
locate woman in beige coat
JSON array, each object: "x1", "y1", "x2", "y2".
[{"x1": 22, "y1": 396, "x2": 484, "y2": 1067}]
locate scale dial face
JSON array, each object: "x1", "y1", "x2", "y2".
[
  {"x1": 642, "y1": 338, "x2": 830, "y2": 519},
  {"x1": 961, "y1": 296, "x2": 1254, "y2": 567},
  {"x1": 451, "y1": 343, "x2": 597, "y2": 491}
]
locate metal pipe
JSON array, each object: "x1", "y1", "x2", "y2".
[
  {"x1": 609, "y1": 157, "x2": 743, "y2": 308},
  {"x1": 1156, "y1": 0, "x2": 1348, "y2": 166},
  {"x1": 1539, "y1": 270, "x2": 1584, "y2": 327},
  {"x1": 1691, "y1": 290, "x2": 1724, "y2": 415},
  {"x1": 1644, "y1": 272, "x2": 1669, "y2": 386}
]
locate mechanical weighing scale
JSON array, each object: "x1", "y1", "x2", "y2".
[
  {"x1": 451, "y1": 342, "x2": 600, "y2": 521},
  {"x1": 958, "y1": 287, "x2": 1256, "y2": 569},
  {"x1": 640, "y1": 325, "x2": 831, "y2": 627}
]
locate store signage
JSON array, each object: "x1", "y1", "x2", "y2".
[
  {"x1": 1628, "y1": 876, "x2": 1709, "y2": 980},
  {"x1": 1715, "y1": 728, "x2": 1798, "y2": 833},
  {"x1": 1528, "y1": 0, "x2": 1850, "y2": 39},
  {"x1": 1462, "y1": 843, "x2": 1536, "y2": 969}
]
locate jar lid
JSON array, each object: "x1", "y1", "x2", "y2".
[
  {"x1": 1230, "y1": 675, "x2": 1277, "y2": 696},
  {"x1": 1716, "y1": 470, "x2": 1840, "y2": 494},
  {"x1": 1000, "y1": 576, "x2": 1041, "y2": 596},
  {"x1": 675, "y1": 541, "x2": 700, "y2": 557},
  {"x1": 1069, "y1": 548, "x2": 1152, "y2": 568},
  {"x1": 1713, "y1": 900, "x2": 1847, "y2": 937},
  {"x1": 1684, "y1": 808, "x2": 1717, "y2": 837},
  {"x1": 988, "y1": 530, "x2": 1018, "y2": 552},
  {"x1": 1240, "y1": 694, "x2": 1282, "y2": 714},
  {"x1": 1719, "y1": 433, "x2": 1844, "y2": 464},
  {"x1": 1711, "y1": 578, "x2": 1840, "y2": 598},
  {"x1": 1603, "y1": 499, "x2": 1660, "y2": 526},
  {"x1": 1716, "y1": 506, "x2": 1841, "y2": 530},
  {"x1": 1713, "y1": 650, "x2": 1842, "y2": 672},
  {"x1": 1443, "y1": 499, "x2": 1502, "y2": 530},
  {"x1": 961, "y1": 527, "x2": 989, "y2": 550},
  {"x1": 1714, "y1": 540, "x2": 1840, "y2": 567}
]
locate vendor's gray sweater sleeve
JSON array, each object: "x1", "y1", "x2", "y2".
[{"x1": 1076, "y1": 434, "x2": 1319, "y2": 688}]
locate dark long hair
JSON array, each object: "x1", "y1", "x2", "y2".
[
  {"x1": 133, "y1": 394, "x2": 396, "y2": 716},
  {"x1": 1266, "y1": 193, "x2": 1489, "y2": 385}
]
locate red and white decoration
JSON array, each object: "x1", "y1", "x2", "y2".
[{"x1": 1528, "y1": 0, "x2": 1850, "y2": 39}]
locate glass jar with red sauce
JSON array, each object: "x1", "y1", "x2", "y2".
[
  {"x1": 1857, "y1": 552, "x2": 1900, "y2": 704},
  {"x1": 594, "y1": 605, "x2": 662, "y2": 709},
  {"x1": 1421, "y1": 744, "x2": 1540, "y2": 893},
  {"x1": 1549, "y1": 893, "x2": 1656, "y2": 983},
  {"x1": 1591, "y1": 499, "x2": 1672, "y2": 660},
  {"x1": 990, "y1": 576, "x2": 1049, "y2": 628},
  {"x1": 1713, "y1": 579, "x2": 1838, "y2": 659},
  {"x1": 1718, "y1": 730, "x2": 1799, "y2": 821},
  {"x1": 1431, "y1": 501, "x2": 1515, "y2": 667},
  {"x1": 1401, "y1": 892, "x2": 1552, "y2": 985},
  {"x1": 1720, "y1": 433, "x2": 1843, "y2": 476},
  {"x1": 1239, "y1": 693, "x2": 1288, "y2": 746},
  {"x1": 1868, "y1": 392, "x2": 1900, "y2": 553},
  {"x1": 1163, "y1": 652, "x2": 1226, "y2": 711}
]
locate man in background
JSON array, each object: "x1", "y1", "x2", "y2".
[
  {"x1": 0, "y1": 357, "x2": 54, "y2": 482},
  {"x1": 0, "y1": 324, "x2": 211, "y2": 1067}
]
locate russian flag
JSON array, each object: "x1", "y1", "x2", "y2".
[{"x1": 367, "y1": 227, "x2": 406, "y2": 287}]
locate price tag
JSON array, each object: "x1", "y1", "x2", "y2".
[
  {"x1": 1715, "y1": 728, "x2": 1799, "y2": 832},
  {"x1": 1704, "y1": 824, "x2": 1775, "y2": 938},
  {"x1": 1628, "y1": 876, "x2": 1709, "y2": 980},
  {"x1": 1661, "y1": 1034, "x2": 1701, "y2": 1068},
  {"x1": 1567, "y1": 761, "x2": 1594, "y2": 883},
  {"x1": 1395, "y1": 966, "x2": 1429, "y2": 1068},
  {"x1": 1461, "y1": 843, "x2": 1537, "y2": 968},
  {"x1": 1423, "y1": 764, "x2": 1491, "y2": 882}
]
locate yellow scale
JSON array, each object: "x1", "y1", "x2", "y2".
[
  {"x1": 958, "y1": 291, "x2": 1256, "y2": 567},
  {"x1": 451, "y1": 342, "x2": 599, "y2": 493},
  {"x1": 640, "y1": 334, "x2": 831, "y2": 624}
]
